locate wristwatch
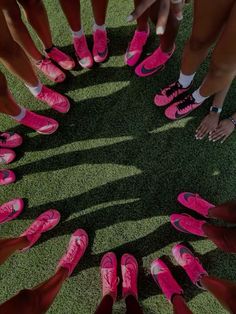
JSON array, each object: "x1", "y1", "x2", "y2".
[
  {"x1": 227, "y1": 117, "x2": 236, "y2": 127},
  {"x1": 210, "y1": 106, "x2": 222, "y2": 114}
]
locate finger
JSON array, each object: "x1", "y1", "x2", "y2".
[
  {"x1": 171, "y1": 0, "x2": 184, "y2": 21},
  {"x1": 221, "y1": 133, "x2": 230, "y2": 143},
  {"x1": 195, "y1": 124, "x2": 205, "y2": 138},
  {"x1": 211, "y1": 131, "x2": 225, "y2": 142},
  {"x1": 198, "y1": 126, "x2": 208, "y2": 139},
  {"x1": 127, "y1": 0, "x2": 156, "y2": 22},
  {"x1": 156, "y1": 0, "x2": 170, "y2": 34}
]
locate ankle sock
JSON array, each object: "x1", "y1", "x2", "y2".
[
  {"x1": 26, "y1": 82, "x2": 43, "y2": 97},
  {"x1": 178, "y1": 71, "x2": 195, "y2": 88},
  {"x1": 11, "y1": 106, "x2": 26, "y2": 121},
  {"x1": 72, "y1": 28, "x2": 84, "y2": 38},
  {"x1": 192, "y1": 88, "x2": 209, "y2": 103},
  {"x1": 93, "y1": 23, "x2": 106, "y2": 32}
]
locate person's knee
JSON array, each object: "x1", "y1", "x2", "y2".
[
  {"x1": 4, "y1": 5, "x2": 24, "y2": 29},
  {"x1": 208, "y1": 60, "x2": 233, "y2": 80},
  {"x1": 189, "y1": 34, "x2": 215, "y2": 52}
]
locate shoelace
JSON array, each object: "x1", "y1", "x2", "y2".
[
  {"x1": 49, "y1": 48, "x2": 66, "y2": 62},
  {"x1": 94, "y1": 31, "x2": 107, "y2": 50},
  {"x1": 39, "y1": 87, "x2": 60, "y2": 104},
  {"x1": 75, "y1": 37, "x2": 89, "y2": 56},
  {"x1": 130, "y1": 32, "x2": 146, "y2": 51},
  {"x1": 165, "y1": 82, "x2": 182, "y2": 97},
  {"x1": 177, "y1": 95, "x2": 194, "y2": 111},
  {"x1": 64, "y1": 240, "x2": 80, "y2": 263},
  {"x1": 0, "y1": 204, "x2": 14, "y2": 215},
  {"x1": 27, "y1": 218, "x2": 46, "y2": 235},
  {"x1": 123, "y1": 267, "x2": 134, "y2": 289}
]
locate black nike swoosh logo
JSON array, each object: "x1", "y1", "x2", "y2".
[
  {"x1": 175, "y1": 111, "x2": 189, "y2": 119},
  {"x1": 97, "y1": 47, "x2": 108, "y2": 58},
  {"x1": 183, "y1": 192, "x2": 195, "y2": 202},
  {"x1": 141, "y1": 64, "x2": 164, "y2": 75},
  {"x1": 173, "y1": 219, "x2": 190, "y2": 234},
  {"x1": 179, "y1": 246, "x2": 194, "y2": 258}
]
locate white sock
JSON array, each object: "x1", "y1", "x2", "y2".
[
  {"x1": 192, "y1": 88, "x2": 209, "y2": 103},
  {"x1": 71, "y1": 28, "x2": 84, "y2": 38},
  {"x1": 178, "y1": 71, "x2": 196, "y2": 88},
  {"x1": 93, "y1": 23, "x2": 106, "y2": 32},
  {"x1": 11, "y1": 106, "x2": 26, "y2": 121},
  {"x1": 26, "y1": 82, "x2": 43, "y2": 97}
]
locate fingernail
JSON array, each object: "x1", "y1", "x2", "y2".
[
  {"x1": 156, "y1": 26, "x2": 164, "y2": 35},
  {"x1": 176, "y1": 13, "x2": 183, "y2": 21},
  {"x1": 127, "y1": 15, "x2": 134, "y2": 22},
  {"x1": 213, "y1": 140, "x2": 216, "y2": 142}
]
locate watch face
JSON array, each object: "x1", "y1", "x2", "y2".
[{"x1": 211, "y1": 107, "x2": 218, "y2": 113}]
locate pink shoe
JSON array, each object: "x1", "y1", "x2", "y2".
[
  {"x1": 170, "y1": 213, "x2": 207, "y2": 237},
  {"x1": 93, "y1": 29, "x2": 108, "y2": 63},
  {"x1": 165, "y1": 94, "x2": 202, "y2": 120},
  {"x1": 0, "y1": 198, "x2": 24, "y2": 224},
  {"x1": 151, "y1": 258, "x2": 183, "y2": 303},
  {"x1": 100, "y1": 252, "x2": 119, "y2": 301},
  {"x1": 20, "y1": 209, "x2": 60, "y2": 251},
  {"x1": 36, "y1": 85, "x2": 70, "y2": 113},
  {"x1": 35, "y1": 58, "x2": 66, "y2": 83},
  {"x1": 154, "y1": 81, "x2": 191, "y2": 107},
  {"x1": 46, "y1": 46, "x2": 75, "y2": 70},
  {"x1": 135, "y1": 45, "x2": 175, "y2": 77},
  {"x1": 0, "y1": 148, "x2": 16, "y2": 165},
  {"x1": 172, "y1": 243, "x2": 208, "y2": 289},
  {"x1": 125, "y1": 28, "x2": 149, "y2": 67},
  {"x1": 0, "y1": 169, "x2": 15, "y2": 185},
  {"x1": 57, "y1": 229, "x2": 88, "y2": 276},
  {"x1": 0, "y1": 131, "x2": 23, "y2": 148},
  {"x1": 20, "y1": 110, "x2": 58, "y2": 135},
  {"x1": 178, "y1": 192, "x2": 214, "y2": 218},
  {"x1": 73, "y1": 35, "x2": 93, "y2": 69},
  {"x1": 121, "y1": 253, "x2": 138, "y2": 299}
]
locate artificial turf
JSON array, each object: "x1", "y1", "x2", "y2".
[{"x1": 0, "y1": 1, "x2": 236, "y2": 313}]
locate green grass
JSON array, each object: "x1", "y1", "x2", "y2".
[{"x1": 0, "y1": 1, "x2": 236, "y2": 313}]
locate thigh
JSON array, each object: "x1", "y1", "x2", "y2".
[
  {"x1": 191, "y1": 0, "x2": 234, "y2": 46},
  {"x1": 0, "y1": 0, "x2": 22, "y2": 23},
  {"x1": 211, "y1": 2, "x2": 236, "y2": 71}
]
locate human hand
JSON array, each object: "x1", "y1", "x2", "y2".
[{"x1": 209, "y1": 119, "x2": 235, "y2": 143}]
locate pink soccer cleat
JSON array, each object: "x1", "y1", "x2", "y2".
[
  {"x1": 19, "y1": 110, "x2": 58, "y2": 135},
  {"x1": 20, "y1": 209, "x2": 60, "y2": 251},
  {"x1": 0, "y1": 169, "x2": 15, "y2": 185},
  {"x1": 125, "y1": 28, "x2": 149, "y2": 67},
  {"x1": 172, "y1": 243, "x2": 208, "y2": 289},
  {"x1": 73, "y1": 35, "x2": 93, "y2": 69},
  {"x1": 36, "y1": 85, "x2": 70, "y2": 113},
  {"x1": 0, "y1": 131, "x2": 23, "y2": 148},
  {"x1": 0, "y1": 198, "x2": 24, "y2": 224},
  {"x1": 135, "y1": 45, "x2": 175, "y2": 77},
  {"x1": 100, "y1": 252, "x2": 119, "y2": 301},
  {"x1": 121, "y1": 253, "x2": 138, "y2": 299},
  {"x1": 178, "y1": 192, "x2": 214, "y2": 218},
  {"x1": 46, "y1": 46, "x2": 75, "y2": 70},
  {"x1": 35, "y1": 58, "x2": 66, "y2": 83},
  {"x1": 170, "y1": 213, "x2": 207, "y2": 237},
  {"x1": 57, "y1": 229, "x2": 88, "y2": 277},
  {"x1": 0, "y1": 148, "x2": 16, "y2": 165},
  {"x1": 165, "y1": 94, "x2": 202, "y2": 120},
  {"x1": 151, "y1": 258, "x2": 183, "y2": 303},
  {"x1": 93, "y1": 29, "x2": 108, "y2": 63},
  {"x1": 154, "y1": 81, "x2": 192, "y2": 107}
]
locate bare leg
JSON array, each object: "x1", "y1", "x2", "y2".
[
  {"x1": 59, "y1": 0, "x2": 81, "y2": 32},
  {"x1": 0, "y1": 11, "x2": 39, "y2": 86},
  {"x1": 95, "y1": 295, "x2": 113, "y2": 314},
  {"x1": 1, "y1": 0, "x2": 43, "y2": 61},
  {"x1": 203, "y1": 223, "x2": 236, "y2": 253},
  {"x1": 201, "y1": 276, "x2": 236, "y2": 313},
  {"x1": 18, "y1": 0, "x2": 53, "y2": 50},
  {"x1": 134, "y1": 0, "x2": 149, "y2": 31},
  {"x1": 91, "y1": 0, "x2": 109, "y2": 26},
  {"x1": 0, "y1": 268, "x2": 69, "y2": 314},
  {"x1": 0, "y1": 236, "x2": 30, "y2": 265},
  {"x1": 199, "y1": 2, "x2": 236, "y2": 96},
  {"x1": 172, "y1": 295, "x2": 193, "y2": 314},
  {"x1": 181, "y1": 0, "x2": 233, "y2": 75},
  {"x1": 208, "y1": 200, "x2": 236, "y2": 223}
]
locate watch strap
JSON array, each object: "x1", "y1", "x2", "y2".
[{"x1": 210, "y1": 106, "x2": 222, "y2": 113}]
